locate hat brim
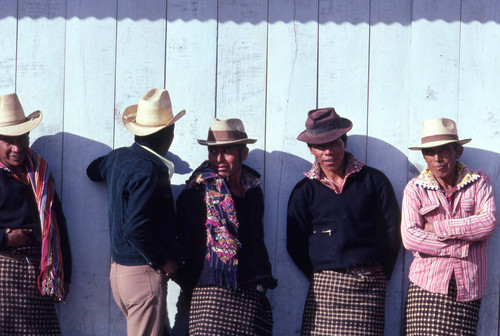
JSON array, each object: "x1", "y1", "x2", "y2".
[
  {"x1": 197, "y1": 138, "x2": 257, "y2": 146},
  {"x1": 297, "y1": 123, "x2": 352, "y2": 145},
  {"x1": 0, "y1": 111, "x2": 42, "y2": 136},
  {"x1": 409, "y1": 138, "x2": 471, "y2": 150},
  {"x1": 122, "y1": 106, "x2": 186, "y2": 136}
]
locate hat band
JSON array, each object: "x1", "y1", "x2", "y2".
[
  {"x1": 307, "y1": 123, "x2": 343, "y2": 136},
  {"x1": 207, "y1": 130, "x2": 247, "y2": 141},
  {"x1": 421, "y1": 134, "x2": 458, "y2": 144},
  {"x1": 0, "y1": 117, "x2": 29, "y2": 127}
]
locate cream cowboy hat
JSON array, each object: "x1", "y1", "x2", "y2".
[
  {"x1": 122, "y1": 88, "x2": 185, "y2": 136},
  {"x1": 0, "y1": 93, "x2": 42, "y2": 136},
  {"x1": 197, "y1": 118, "x2": 257, "y2": 146},
  {"x1": 409, "y1": 118, "x2": 471, "y2": 150}
]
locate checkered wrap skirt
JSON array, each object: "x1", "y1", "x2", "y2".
[
  {"x1": 403, "y1": 278, "x2": 481, "y2": 336},
  {"x1": 0, "y1": 247, "x2": 61, "y2": 336},
  {"x1": 301, "y1": 270, "x2": 387, "y2": 336},
  {"x1": 188, "y1": 285, "x2": 273, "y2": 336}
]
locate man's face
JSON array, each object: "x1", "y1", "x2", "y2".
[
  {"x1": 208, "y1": 145, "x2": 248, "y2": 178},
  {"x1": 309, "y1": 137, "x2": 346, "y2": 176},
  {"x1": 0, "y1": 134, "x2": 29, "y2": 170},
  {"x1": 422, "y1": 143, "x2": 463, "y2": 183}
]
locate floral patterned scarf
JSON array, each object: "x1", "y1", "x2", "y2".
[{"x1": 187, "y1": 161, "x2": 260, "y2": 289}]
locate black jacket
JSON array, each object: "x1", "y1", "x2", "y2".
[
  {"x1": 0, "y1": 168, "x2": 72, "y2": 283},
  {"x1": 87, "y1": 143, "x2": 184, "y2": 269},
  {"x1": 287, "y1": 165, "x2": 401, "y2": 279}
]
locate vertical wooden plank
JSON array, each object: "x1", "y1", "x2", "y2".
[
  {"x1": 0, "y1": 0, "x2": 17, "y2": 93},
  {"x1": 318, "y1": 0, "x2": 370, "y2": 162},
  {"x1": 17, "y1": 0, "x2": 66, "y2": 193},
  {"x1": 62, "y1": 1, "x2": 117, "y2": 334},
  {"x1": 406, "y1": 4, "x2": 461, "y2": 326},
  {"x1": 408, "y1": 0, "x2": 461, "y2": 171},
  {"x1": 111, "y1": 2, "x2": 167, "y2": 334},
  {"x1": 114, "y1": 0, "x2": 166, "y2": 149},
  {"x1": 216, "y1": 0, "x2": 268, "y2": 176},
  {"x1": 165, "y1": 1, "x2": 217, "y2": 333},
  {"x1": 459, "y1": 1, "x2": 500, "y2": 334},
  {"x1": 367, "y1": 1, "x2": 412, "y2": 334},
  {"x1": 266, "y1": 1, "x2": 318, "y2": 334}
]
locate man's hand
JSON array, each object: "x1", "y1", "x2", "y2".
[
  {"x1": 160, "y1": 259, "x2": 179, "y2": 279},
  {"x1": 423, "y1": 222, "x2": 435, "y2": 233},
  {"x1": 6, "y1": 229, "x2": 34, "y2": 247}
]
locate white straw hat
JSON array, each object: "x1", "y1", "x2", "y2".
[
  {"x1": 409, "y1": 118, "x2": 471, "y2": 150},
  {"x1": 122, "y1": 88, "x2": 185, "y2": 136},
  {"x1": 0, "y1": 93, "x2": 42, "y2": 136}
]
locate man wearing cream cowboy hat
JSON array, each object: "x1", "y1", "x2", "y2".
[
  {"x1": 401, "y1": 118, "x2": 496, "y2": 335},
  {"x1": 0, "y1": 93, "x2": 72, "y2": 335},
  {"x1": 87, "y1": 88, "x2": 186, "y2": 336}
]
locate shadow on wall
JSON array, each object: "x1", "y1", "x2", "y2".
[{"x1": 3, "y1": 0, "x2": 500, "y2": 24}]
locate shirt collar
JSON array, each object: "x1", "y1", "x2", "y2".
[
  {"x1": 138, "y1": 144, "x2": 175, "y2": 179},
  {"x1": 414, "y1": 161, "x2": 481, "y2": 191}
]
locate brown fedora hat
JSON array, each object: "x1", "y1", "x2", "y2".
[
  {"x1": 0, "y1": 93, "x2": 42, "y2": 136},
  {"x1": 197, "y1": 118, "x2": 257, "y2": 146},
  {"x1": 297, "y1": 107, "x2": 352, "y2": 144},
  {"x1": 122, "y1": 88, "x2": 185, "y2": 136},
  {"x1": 409, "y1": 118, "x2": 471, "y2": 150}
]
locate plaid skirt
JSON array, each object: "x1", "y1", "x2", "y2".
[
  {"x1": 403, "y1": 278, "x2": 481, "y2": 336},
  {"x1": 301, "y1": 269, "x2": 387, "y2": 336},
  {"x1": 0, "y1": 247, "x2": 61, "y2": 336},
  {"x1": 189, "y1": 285, "x2": 273, "y2": 336}
]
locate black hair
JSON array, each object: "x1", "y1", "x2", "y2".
[{"x1": 135, "y1": 124, "x2": 175, "y2": 149}]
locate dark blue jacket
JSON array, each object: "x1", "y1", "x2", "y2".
[
  {"x1": 287, "y1": 165, "x2": 401, "y2": 279},
  {"x1": 87, "y1": 143, "x2": 184, "y2": 269}
]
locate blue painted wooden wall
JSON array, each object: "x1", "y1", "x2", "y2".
[{"x1": 1, "y1": 0, "x2": 499, "y2": 335}]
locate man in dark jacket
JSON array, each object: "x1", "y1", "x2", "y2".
[
  {"x1": 287, "y1": 108, "x2": 401, "y2": 336},
  {"x1": 87, "y1": 89, "x2": 185, "y2": 336}
]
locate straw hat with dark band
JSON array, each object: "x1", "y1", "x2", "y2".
[
  {"x1": 409, "y1": 118, "x2": 471, "y2": 150},
  {"x1": 197, "y1": 118, "x2": 257, "y2": 146}
]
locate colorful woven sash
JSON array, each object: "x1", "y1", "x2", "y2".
[
  {"x1": 25, "y1": 149, "x2": 65, "y2": 300},
  {"x1": 187, "y1": 161, "x2": 259, "y2": 289}
]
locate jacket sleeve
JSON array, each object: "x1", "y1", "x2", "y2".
[
  {"x1": 432, "y1": 173, "x2": 497, "y2": 241},
  {"x1": 287, "y1": 180, "x2": 313, "y2": 278},
  {"x1": 86, "y1": 156, "x2": 106, "y2": 182},
  {"x1": 376, "y1": 178, "x2": 401, "y2": 278},
  {"x1": 175, "y1": 186, "x2": 207, "y2": 290},
  {"x1": 401, "y1": 182, "x2": 469, "y2": 258}
]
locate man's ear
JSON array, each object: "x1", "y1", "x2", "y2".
[{"x1": 241, "y1": 147, "x2": 249, "y2": 162}]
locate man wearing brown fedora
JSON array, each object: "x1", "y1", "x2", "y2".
[
  {"x1": 402, "y1": 118, "x2": 496, "y2": 335},
  {"x1": 176, "y1": 118, "x2": 277, "y2": 335},
  {"x1": 0, "y1": 93, "x2": 72, "y2": 335},
  {"x1": 87, "y1": 89, "x2": 186, "y2": 336},
  {"x1": 287, "y1": 108, "x2": 401, "y2": 335}
]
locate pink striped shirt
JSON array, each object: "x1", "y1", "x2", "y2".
[{"x1": 401, "y1": 162, "x2": 496, "y2": 301}]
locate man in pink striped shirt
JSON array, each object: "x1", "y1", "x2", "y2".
[{"x1": 401, "y1": 118, "x2": 496, "y2": 336}]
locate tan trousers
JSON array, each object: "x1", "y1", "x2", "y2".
[{"x1": 110, "y1": 262, "x2": 167, "y2": 336}]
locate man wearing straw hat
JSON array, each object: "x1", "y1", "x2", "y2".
[
  {"x1": 87, "y1": 89, "x2": 186, "y2": 336},
  {"x1": 402, "y1": 118, "x2": 496, "y2": 335},
  {"x1": 0, "y1": 93, "x2": 72, "y2": 335}
]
